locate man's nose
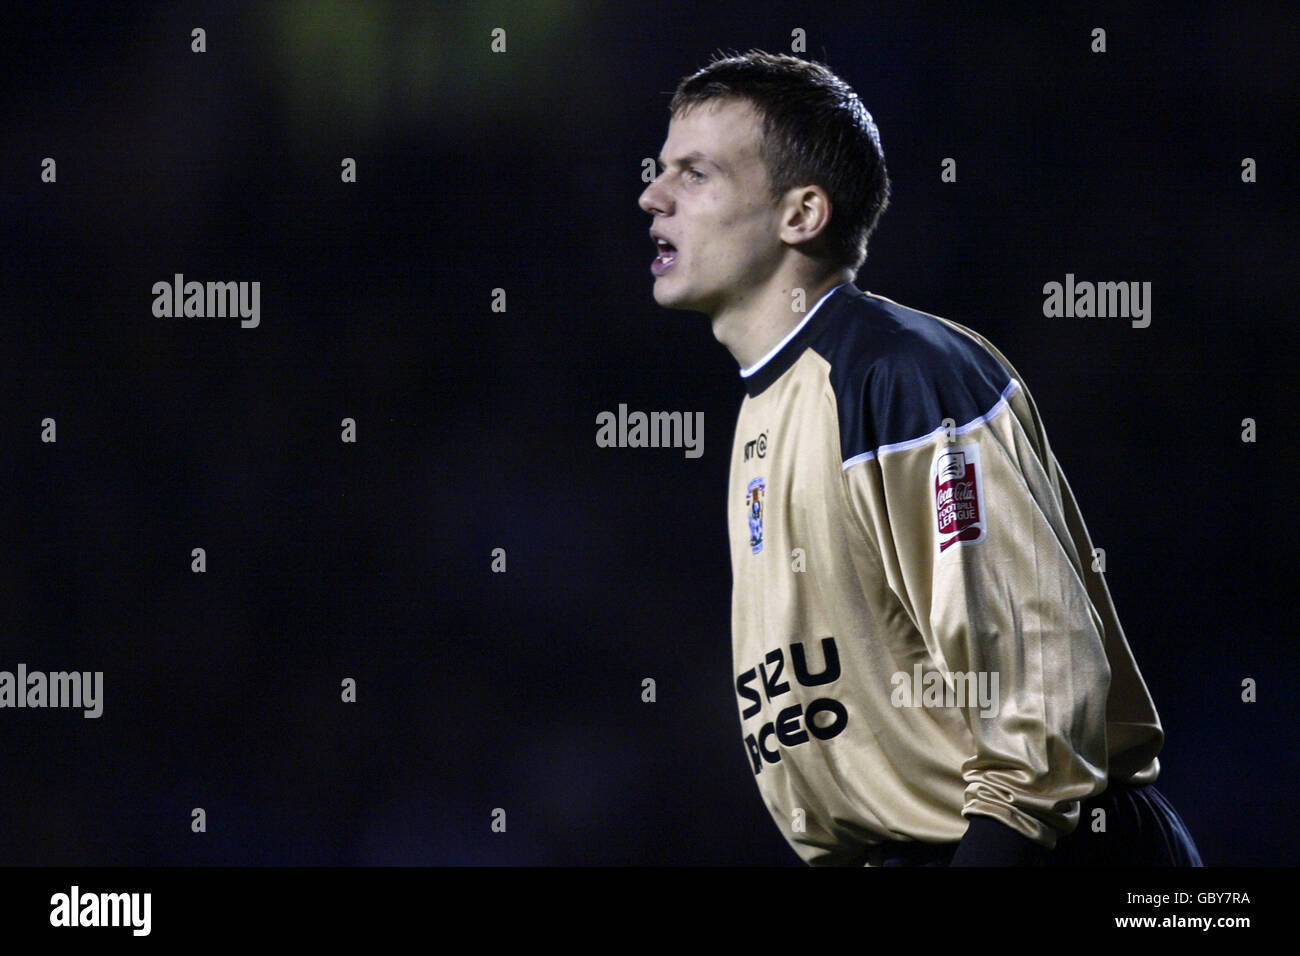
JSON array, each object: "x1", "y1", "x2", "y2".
[{"x1": 639, "y1": 179, "x2": 670, "y2": 216}]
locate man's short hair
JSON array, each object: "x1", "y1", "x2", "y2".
[{"x1": 669, "y1": 50, "x2": 890, "y2": 273}]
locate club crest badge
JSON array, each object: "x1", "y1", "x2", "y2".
[
  {"x1": 934, "y1": 445, "x2": 986, "y2": 552},
  {"x1": 746, "y1": 477, "x2": 766, "y2": 554}
]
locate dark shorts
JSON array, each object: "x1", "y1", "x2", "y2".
[{"x1": 871, "y1": 782, "x2": 1203, "y2": 867}]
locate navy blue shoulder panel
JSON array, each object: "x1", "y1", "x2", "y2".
[{"x1": 806, "y1": 287, "x2": 1015, "y2": 463}]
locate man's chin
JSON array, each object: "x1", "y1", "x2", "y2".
[
  {"x1": 653, "y1": 281, "x2": 707, "y2": 315},
  {"x1": 652, "y1": 284, "x2": 682, "y2": 309}
]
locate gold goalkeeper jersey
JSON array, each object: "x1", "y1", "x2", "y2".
[{"x1": 727, "y1": 282, "x2": 1163, "y2": 865}]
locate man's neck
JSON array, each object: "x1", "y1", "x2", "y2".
[{"x1": 711, "y1": 267, "x2": 853, "y2": 370}]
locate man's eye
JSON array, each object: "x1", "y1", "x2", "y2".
[{"x1": 686, "y1": 167, "x2": 706, "y2": 182}]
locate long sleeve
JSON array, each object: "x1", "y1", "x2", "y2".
[{"x1": 842, "y1": 349, "x2": 1112, "y2": 849}]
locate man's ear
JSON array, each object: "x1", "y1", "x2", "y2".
[{"x1": 778, "y1": 185, "x2": 833, "y2": 249}]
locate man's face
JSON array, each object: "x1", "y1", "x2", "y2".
[{"x1": 638, "y1": 99, "x2": 786, "y2": 316}]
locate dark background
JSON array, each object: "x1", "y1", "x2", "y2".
[{"x1": 1, "y1": 1, "x2": 1295, "y2": 865}]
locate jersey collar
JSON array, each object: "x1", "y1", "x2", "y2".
[{"x1": 739, "y1": 283, "x2": 854, "y2": 397}]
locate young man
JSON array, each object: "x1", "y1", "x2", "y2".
[{"x1": 639, "y1": 51, "x2": 1202, "y2": 866}]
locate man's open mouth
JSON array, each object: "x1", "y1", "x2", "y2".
[{"x1": 652, "y1": 237, "x2": 678, "y2": 275}]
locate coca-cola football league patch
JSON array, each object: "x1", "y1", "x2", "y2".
[{"x1": 933, "y1": 445, "x2": 986, "y2": 552}]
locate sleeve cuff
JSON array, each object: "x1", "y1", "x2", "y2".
[{"x1": 949, "y1": 814, "x2": 1050, "y2": 867}]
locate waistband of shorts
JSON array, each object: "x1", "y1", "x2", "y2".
[
  {"x1": 867, "y1": 781, "x2": 1151, "y2": 866},
  {"x1": 865, "y1": 838, "x2": 959, "y2": 867}
]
